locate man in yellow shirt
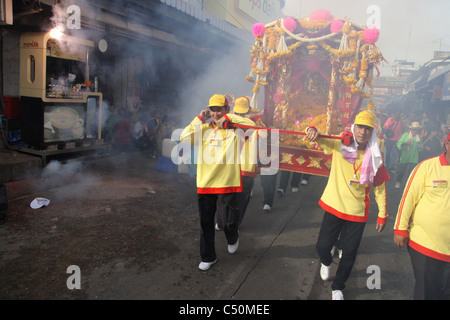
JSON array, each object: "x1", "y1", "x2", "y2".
[
  {"x1": 180, "y1": 94, "x2": 255, "y2": 271},
  {"x1": 306, "y1": 110, "x2": 390, "y2": 300},
  {"x1": 393, "y1": 131, "x2": 450, "y2": 299},
  {"x1": 216, "y1": 96, "x2": 263, "y2": 229}
]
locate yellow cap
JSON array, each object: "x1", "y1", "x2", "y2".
[
  {"x1": 233, "y1": 96, "x2": 250, "y2": 114},
  {"x1": 354, "y1": 110, "x2": 375, "y2": 128},
  {"x1": 208, "y1": 94, "x2": 229, "y2": 108}
]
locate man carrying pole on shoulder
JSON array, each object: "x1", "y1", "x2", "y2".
[
  {"x1": 180, "y1": 94, "x2": 255, "y2": 271},
  {"x1": 306, "y1": 109, "x2": 390, "y2": 300}
]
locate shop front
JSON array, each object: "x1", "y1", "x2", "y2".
[{"x1": 18, "y1": 31, "x2": 107, "y2": 161}]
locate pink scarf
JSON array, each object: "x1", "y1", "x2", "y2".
[{"x1": 341, "y1": 124, "x2": 383, "y2": 184}]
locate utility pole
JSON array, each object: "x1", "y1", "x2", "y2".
[{"x1": 405, "y1": 25, "x2": 412, "y2": 61}]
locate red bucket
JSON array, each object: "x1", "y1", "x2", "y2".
[{"x1": 2, "y1": 96, "x2": 20, "y2": 120}]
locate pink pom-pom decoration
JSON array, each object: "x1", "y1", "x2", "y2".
[
  {"x1": 364, "y1": 27, "x2": 379, "y2": 44},
  {"x1": 252, "y1": 23, "x2": 266, "y2": 37},
  {"x1": 310, "y1": 9, "x2": 333, "y2": 21},
  {"x1": 283, "y1": 17, "x2": 297, "y2": 33},
  {"x1": 273, "y1": 92, "x2": 284, "y2": 104},
  {"x1": 330, "y1": 19, "x2": 344, "y2": 33}
]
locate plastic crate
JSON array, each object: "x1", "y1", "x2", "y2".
[{"x1": 156, "y1": 156, "x2": 178, "y2": 173}]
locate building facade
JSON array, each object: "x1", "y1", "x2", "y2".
[{"x1": 0, "y1": 0, "x2": 285, "y2": 148}]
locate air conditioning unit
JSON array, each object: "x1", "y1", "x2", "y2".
[{"x1": 0, "y1": 0, "x2": 13, "y2": 25}]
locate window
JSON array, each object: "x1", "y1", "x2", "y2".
[{"x1": 28, "y1": 55, "x2": 35, "y2": 83}]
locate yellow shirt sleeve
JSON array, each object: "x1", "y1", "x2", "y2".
[
  {"x1": 180, "y1": 116, "x2": 204, "y2": 146},
  {"x1": 374, "y1": 182, "x2": 388, "y2": 223},
  {"x1": 394, "y1": 161, "x2": 426, "y2": 236}
]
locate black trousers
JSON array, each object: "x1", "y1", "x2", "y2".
[
  {"x1": 408, "y1": 246, "x2": 450, "y2": 300},
  {"x1": 198, "y1": 193, "x2": 240, "y2": 262},
  {"x1": 316, "y1": 211, "x2": 366, "y2": 291},
  {"x1": 396, "y1": 162, "x2": 416, "y2": 183},
  {"x1": 279, "y1": 172, "x2": 310, "y2": 192},
  {"x1": 384, "y1": 139, "x2": 399, "y2": 172},
  {"x1": 260, "y1": 173, "x2": 277, "y2": 207},
  {"x1": 216, "y1": 176, "x2": 254, "y2": 228},
  {"x1": 237, "y1": 176, "x2": 254, "y2": 225},
  {"x1": 278, "y1": 171, "x2": 301, "y2": 192}
]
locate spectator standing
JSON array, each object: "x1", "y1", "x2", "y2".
[
  {"x1": 402, "y1": 111, "x2": 418, "y2": 133},
  {"x1": 112, "y1": 108, "x2": 133, "y2": 153},
  {"x1": 155, "y1": 115, "x2": 173, "y2": 156},
  {"x1": 383, "y1": 110, "x2": 403, "y2": 172},
  {"x1": 419, "y1": 122, "x2": 443, "y2": 162},
  {"x1": 134, "y1": 111, "x2": 151, "y2": 150},
  {"x1": 103, "y1": 105, "x2": 120, "y2": 143},
  {"x1": 394, "y1": 122, "x2": 423, "y2": 189}
]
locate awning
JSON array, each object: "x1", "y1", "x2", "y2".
[
  {"x1": 404, "y1": 75, "x2": 428, "y2": 94},
  {"x1": 428, "y1": 64, "x2": 450, "y2": 82}
]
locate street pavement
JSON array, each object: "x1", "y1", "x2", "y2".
[{"x1": 0, "y1": 149, "x2": 415, "y2": 304}]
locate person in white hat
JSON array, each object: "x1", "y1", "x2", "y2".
[{"x1": 394, "y1": 121, "x2": 423, "y2": 189}]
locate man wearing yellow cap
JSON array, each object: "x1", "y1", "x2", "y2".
[
  {"x1": 231, "y1": 96, "x2": 278, "y2": 213},
  {"x1": 215, "y1": 96, "x2": 261, "y2": 230},
  {"x1": 306, "y1": 109, "x2": 390, "y2": 300},
  {"x1": 180, "y1": 94, "x2": 255, "y2": 271},
  {"x1": 233, "y1": 97, "x2": 268, "y2": 218}
]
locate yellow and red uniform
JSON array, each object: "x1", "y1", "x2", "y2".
[
  {"x1": 394, "y1": 153, "x2": 450, "y2": 262},
  {"x1": 239, "y1": 114, "x2": 266, "y2": 178},
  {"x1": 316, "y1": 137, "x2": 389, "y2": 224},
  {"x1": 180, "y1": 113, "x2": 255, "y2": 194}
]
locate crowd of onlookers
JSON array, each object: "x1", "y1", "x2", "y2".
[
  {"x1": 102, "y1": 103, "x2": 176, "y2": 156},
  {"x1": 378, "y1": 109, "x2": 450, "y2": 188}
]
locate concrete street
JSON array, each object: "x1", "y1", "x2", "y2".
[{"x1": 0, "y1": 149, "x2": 414, "y2": 302}]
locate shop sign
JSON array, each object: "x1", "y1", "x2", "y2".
[
  {"x1": 386, "y1": 79, "x2": 405, "y2": 87},
  {"x1": 238, "y1": 0, "x2": 280, "y2": 24}
]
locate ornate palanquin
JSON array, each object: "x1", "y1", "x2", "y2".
[{"x1": 246, "y1": 10, "x2": 384, "y2": 176}]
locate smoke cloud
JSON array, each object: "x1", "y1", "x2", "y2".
[
  {"x1": 49, "y1": 0, "x2": 257, "y2": 122},
  {"x1": 38, "y1": 160, "x2": 100, "y2": 201}
]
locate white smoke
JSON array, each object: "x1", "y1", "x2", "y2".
[{"x1": 39, "y1": 160, "x2": 100, "y2": 201}]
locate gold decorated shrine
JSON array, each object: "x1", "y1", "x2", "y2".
[{"x1": 247, "y1": 11, "x2": 383, "y2": 176}]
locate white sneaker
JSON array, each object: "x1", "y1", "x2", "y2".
[
  {"x1": 301, "y1": 179, "x2": 308, "y2": 186},
  {"x1": 395, "y1": 182, "x2": 401, "y2": 189},
  {"x1": 228, "y1": 239, "x2": 239, "y2": 254},
  {"x1": 338, "y1": 249, "x2": 343, "y2": 259},
  {"x1": 330, "y1": 246, "x2": 336, "y2": 256},
  {"x1": 332, "y1": 290, "x2": 344, "y2": 300},
  {"x1": 292, "y1": 187, "x2": 299, "y2": 192},
  {"x1": 198, "y1": 259, "x2": 217, "y2": 271},
  {"x1": 215, "y1": 223, "x2": 221, "y2": 231},
  {"x1": 263, "y1": 204, "x2": 271, "y2": 211},
  {"x1": 276, "y1": 189, "x2": 285, "y2": 196},
  {"x1": 320, "y1": 263, "x2": 331, "y2": 281}
]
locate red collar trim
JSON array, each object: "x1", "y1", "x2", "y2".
[{"x1": 439, "y1": 152, "x2": 449, "y2": 166}]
